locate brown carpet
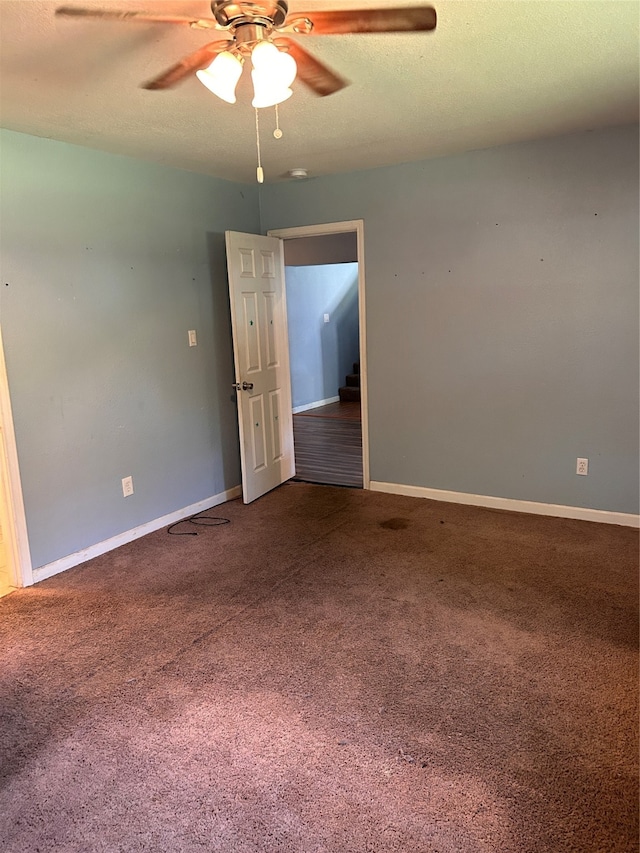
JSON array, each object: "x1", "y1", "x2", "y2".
[{"x1": 1, "y1": 483, "x2": 638, "y2": 852}]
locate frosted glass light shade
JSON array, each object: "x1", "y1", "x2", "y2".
[
  {"x1": 196, "y1": 51, "x2": 243, "y2": 104},
  {"x1": 251, "y1": 41, "x2": 297, "y2": 108}
]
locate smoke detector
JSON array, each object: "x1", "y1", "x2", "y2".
[{"x1": 287, "y1": 168, "x2": 309, "y2": 180}]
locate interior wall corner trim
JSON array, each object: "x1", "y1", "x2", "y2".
[
  {"x1": 369, "y1": 481, "x2": 640, "y2": 528},
  {"x1": 31, "y1": 486, "x2": 243, "y2": 584}
]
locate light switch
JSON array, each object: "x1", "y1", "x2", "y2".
[
  {"x1": 188, "y1": 330, "x2": 197, "y2": 347},
  {"x1": 323, "y1": 313, "x2": 330, "y2": 324}
]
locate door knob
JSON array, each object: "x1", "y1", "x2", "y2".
[
  {"x1": 242, "y1": 381, "x2": 254, "y2": 391},
  {"x1": 232, "y1": 382, "x2": 242, "y2": 391}
]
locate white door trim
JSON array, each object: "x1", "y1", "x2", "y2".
[
  {"x1": 267, "y1": 220, "x2": 370, "y2": 490},
  {"x1": 0, "y1": 325, "x2": 33, "y2": 587}
]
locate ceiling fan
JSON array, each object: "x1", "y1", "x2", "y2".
[{"x1": 55, "y1": 2, "x2": 438, "y2": 98}]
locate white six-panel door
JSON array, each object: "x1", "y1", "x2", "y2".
[{"x1": 225, "y1": 231, "x2": 295, "y2": 504}]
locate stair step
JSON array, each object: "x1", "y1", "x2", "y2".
[
  {"x1": 345, "y1": 373, "x2": 360, "y2": 388},
  {"x1": 339, "y1": 386, "x2": 361, "y2": 403}
]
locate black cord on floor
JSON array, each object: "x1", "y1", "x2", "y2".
[{"x1": 168, "y1": 510, "x2": 231, "y2": 536}]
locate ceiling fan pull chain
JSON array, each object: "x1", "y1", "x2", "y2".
[
  {"x1": 255, "y1": 108, "x2": 264, "y2": 184},
  {"x1": 273, "y1": 104, "x2": 283, "y2": 140}
]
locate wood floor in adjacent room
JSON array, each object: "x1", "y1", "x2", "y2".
[{"x1": 292, "y1": 401, "x2": 362, "y2": 488}]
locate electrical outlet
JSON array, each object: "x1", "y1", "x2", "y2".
[
  {"x1": 576, "y1": 458, "x2": 589, "y2": 476},
  {"x1": 122, "y1": 476, "x2": 134, "y2": 497},
  {"x1": 188, "y1": 330, "x2": 197, "y2": 347}
]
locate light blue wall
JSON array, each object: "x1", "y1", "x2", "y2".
[
  {"x1": 260, "y1": 125, "x2": 640, "y2": 514},
  {"x1": 0, "y1": 130, "x2": 259, "y2": 568},
  {"x1": 285, "y1": 264, "x2": 359, "y2": 409},
  {"x1": 1, "y1": 124, "x2": 637, "y2": 574}
]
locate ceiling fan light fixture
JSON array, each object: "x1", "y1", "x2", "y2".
[
  {"x1": 250, "y1": 40, "x2": 297, "y2": 108},
  {"x1": 196, "y1": 51, "x2": 244, "y2": 104},
  {"x1": 251, "y1": 77, "x2": 293, "y2": 108}
]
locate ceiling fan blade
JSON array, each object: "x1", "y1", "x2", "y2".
[
  {"x1": 293, "y1": 6, "x2": 436, "y2": 35},
  {"x1": 55, "y1": 6, "x2": 218, "y2": 30},
  {"x1": 142, "y1": 41, "x2": 234, "y2": 90},
  {"x1": 277, "y1": 37, "x2": 347, "y2": 97}
]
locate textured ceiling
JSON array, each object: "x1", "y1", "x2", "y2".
[{"x1": 0, "y1": 0, "x2": 638, "y2": 183}]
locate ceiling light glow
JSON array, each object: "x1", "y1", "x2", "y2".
[
  {"x1": 251, "y1": 41, "x2": 297, "y2": 109},
  {"x1": 196, "y1": 51, "x2": 244, "y2": 104}
]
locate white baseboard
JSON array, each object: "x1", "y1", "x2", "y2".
[
  {"x1": 369, "y1": 481, "x2": 640, "y2": 528},
  {"x1": 292, "y1": 396, "x2": 340, "y2": 414},
  {"x1": 32, "y1": 486, "x2": 243, "y2": 584}
]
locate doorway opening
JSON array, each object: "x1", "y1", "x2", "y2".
[
  {"x1": 268, "y1": 222, "x2": 368, "y2": 490},
  {"x1": 0, "y1": 466, "x2": 12, "y2": 597},
  {"x1": 0, "y1": 326, "x2": 32, "y2": 593}
]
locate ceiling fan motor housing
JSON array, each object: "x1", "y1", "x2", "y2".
[{"x1": 211, "y1": 1, "x2": 289, "y2": 29}]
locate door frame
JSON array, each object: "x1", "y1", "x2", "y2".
[
  {"x1": 267, "y1": 220, "x2": 370, "y2": 490},
  {"x1": 0, "y1": 325, "x2": 33, "y2": 588}
]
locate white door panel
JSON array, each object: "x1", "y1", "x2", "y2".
[{"x1": 226, "y1": 231, "x2": 295, "y2": 504}]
